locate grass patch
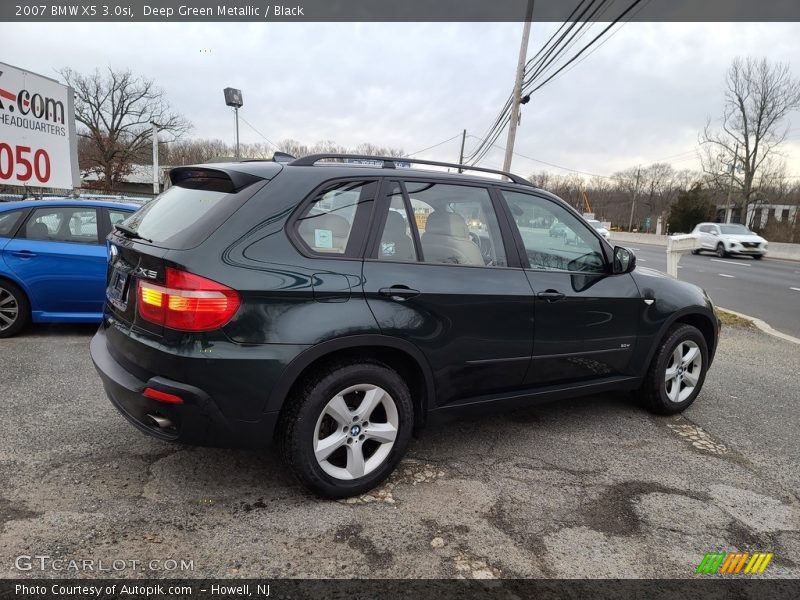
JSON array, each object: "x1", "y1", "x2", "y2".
[{"x1": 717, "y1": 309, "x2": 755, "y2": 329}]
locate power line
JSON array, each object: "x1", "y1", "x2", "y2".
[
  {"x1": 467, "y1": 135, "x2": 612, "y2": 178},
  {"x1": 463, "y1": 2, "x2": 597, "y2": 162},
  {"x1": 238, "y1": 115, "x2": 279, "y2": 150},
  {"x1": 525, "y1": 0, "x2": 648, "y2": 96},
  {"x1": 407, "y1": 133, "x2": 463, "y2": 157},
  {"x1": 466, "y1": 0, "x2": 626, "y2": 166}
]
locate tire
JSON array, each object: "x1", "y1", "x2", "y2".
[
  {"x1": 716, "y1": 243, "x2": 727, "y2": 258},
  {"x1": 278, "y1": 360, "x2": 414, "y2": 498},
  {"x1": 637, "y1": 324, "x2": 708, "y2": 415},
  {"x1": 0, "y1": 279, "x2": 30, "y2": 338},
  {"x1": 753, "y1": 254, "x2": 763, "y2": 260},
  {"x1": 691, "y1": 249, "x2": 700, "y2": 255}
]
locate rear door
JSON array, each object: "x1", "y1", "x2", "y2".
[
  {"x1": 499, "y1": 189, "x2": 641, "y2": 386},
  {"x1": 362, "y1": 179, "x2": 535, "y2": 405},
  {"x1": 4, "y1": 206, "x2": 106, "y2": 315}
]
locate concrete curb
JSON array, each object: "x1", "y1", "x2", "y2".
[{"x1": 719, "y1": 307, "x2": 800, "y2": 346}]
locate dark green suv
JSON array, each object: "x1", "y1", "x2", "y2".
[{"x1": 91, "y1": 154, "x2": 719, "y2": 498}]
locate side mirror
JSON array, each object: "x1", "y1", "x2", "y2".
[{"x1": 612, "y1": 246, "x2": 636, "y2": 274}]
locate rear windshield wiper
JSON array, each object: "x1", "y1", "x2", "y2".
[{"x1": 114, "y1": 223, "x2": 153, "y2": 243}]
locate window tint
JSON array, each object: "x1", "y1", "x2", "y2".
[
  {"x1": 0, "y1": 210, "x2": 24, "y2": 237},
  {"x1": 502, "y1": 191, "x2": 605, "y2": 273},
  {"x1": 377, "y1": 184, "x2": 417, "y2": 262},
  {"x1": 23, "y1": 207, "x2": 99, "y2": 244},
  {"x1": 295, "y1": 180, "x2": 376, "y2": 255},
  {"x1": 123, "y1": 185, "x2": 227, "y2": 246},
  {"x1": 403, "y1": 182, "x2": 507, "y2": 267}
]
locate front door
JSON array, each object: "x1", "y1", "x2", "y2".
[
  {"x1": 362, "y1": 180, "x2": 534, "y2": 405},
  {"x1": 499, "y1": 190, "x2": 641, "y2": 386}
]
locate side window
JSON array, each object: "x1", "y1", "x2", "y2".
[
  {"x1": 377, "y1": 183, "x2": 418, "y2": 262},
  {"x1": 295, "y1": 180, "x2": 376, "y2": 256},
  {"x1": 0, "y1": 210, "x2": 25, "y2": 237},
  {"x1": 502, "y1": 191, "x2": 606, "y2": 273},
  {"x1": 403, "y1": 181, "x2": 507, "y2": 267},
  {"x1": 109, "y1": 209, "x2": 132, "y2": 225},
  {"x1": 22, "y1": 207, "x2": 99, "y2": 244}
]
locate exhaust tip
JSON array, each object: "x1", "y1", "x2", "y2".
[{"x1": 145, "y1": 414, "x2": 175, "y2": 431}]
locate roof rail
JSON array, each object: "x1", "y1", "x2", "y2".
[{"x1": 287, "y1": 153, "x2": 532, "y2": 186}]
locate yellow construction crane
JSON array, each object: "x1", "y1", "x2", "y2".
[{"x1": 582, "y1": 190, "x2": 592, "y2": 214}]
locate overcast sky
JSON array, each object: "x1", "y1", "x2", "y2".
[{"x1": 6, "y1": 21, "x2": 800, "y2": 179}]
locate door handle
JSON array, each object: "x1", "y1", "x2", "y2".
[
  {"x1": 378, "y1": 286, "x2": 421, "y2": 301},
  {"x1": 537, "y1": 289, "x2": 565, "y2": 302},
  {"x1": 11, "y1": 250, "x2": 37, "y2": 258}
]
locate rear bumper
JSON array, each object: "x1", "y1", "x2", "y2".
[{"x1": 90, "y1": 327, "x2": 278, "y2": 449}]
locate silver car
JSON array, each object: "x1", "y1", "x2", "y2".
[{"x1": 691, "y1": 222, "x2": 768, "y2": 259}]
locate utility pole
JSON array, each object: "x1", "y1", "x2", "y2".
[
  {"x1": 458, "y1": 129, "x2": 466, "y2": 172},
  {"x1": 724, "y1": 142, "x2": 739, "y2": 224},
  {"x1": 502, "y1": 0, "x2": 534, "y2": 174},
  {"x1": 627, "y1": 165, "x2": 641, "y2": 232},
  {"x1": 151, "y1": 121, "x2": 160, "y2": 196}
]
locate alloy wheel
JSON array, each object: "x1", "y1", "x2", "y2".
[
  {"x1": 664, "y1": 340, "x2": 702, "y2": 403},
  {"x1": 313, "y1": 384, "x2": 399, "y2": 480},
  {"x1": 0, "y1": 288, "x2": 19, "y2": 332}
]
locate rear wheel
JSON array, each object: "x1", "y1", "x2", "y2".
[
  {"x1": 637, "y1": 324, "x2": 708, "y2": 415},
  {"x1": 279, "y1": 360, "x2": 413, "y2": 498},
  {"x1": 716, "y1": 243, "x2": 727, "y2": 258},
  {"x1": 691, "y1": 249, "x2": 700, "y2": 255},
  {"x1": 0, "y1": 280, "x2": 30, "y2": 338}
]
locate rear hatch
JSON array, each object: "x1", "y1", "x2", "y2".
[{"x1": 105, "y1": 165, "x2": 272, "y2": 337}]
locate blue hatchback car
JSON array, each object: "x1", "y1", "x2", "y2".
[{"x1": 0, "y1": 198, "x2": 140, "y2": 337}]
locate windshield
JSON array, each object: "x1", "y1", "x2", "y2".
[{"x1": 720, "y1": 224, "x2": 753, "y2": 235}]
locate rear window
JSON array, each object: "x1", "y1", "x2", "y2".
[{"x1": 118, "y1": 174, "x2": 266, "y2": 249}]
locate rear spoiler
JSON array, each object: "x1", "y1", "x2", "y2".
[{"x1": 169, "y1": 167, "x2": 263, "y2": 193}]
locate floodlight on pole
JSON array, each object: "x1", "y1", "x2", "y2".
[{"x1": 223, "y1": 87, "x2": 243, "y2": 160}]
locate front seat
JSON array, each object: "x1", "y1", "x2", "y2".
[
  {"x1": 379, "y1": 211, "x2": 416, "y2": 261},
  {"x1": 421, "y1": 211, "x2": 483, "y2": 265}
]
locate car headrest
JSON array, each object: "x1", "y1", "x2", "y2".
[
  {"x1": 425, "y1": 211, "x2": 469, "y2": 238},
  {"x1": 383, "y1": 211, "x2": 408, "y2": 238},
  {"x1": 306, "y1": 212, "x2": 350, "y2": 238},
  {"x1": 27, "y1": 222, "x2": 50, "y2": 239}
]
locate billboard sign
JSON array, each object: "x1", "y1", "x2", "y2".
[{"x1": 0, "y1": 61, "x2": 79, "y2": 190}]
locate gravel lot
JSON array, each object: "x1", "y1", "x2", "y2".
[{"x1": 1, "y1": 323, "x2": 798, "y2": 579}]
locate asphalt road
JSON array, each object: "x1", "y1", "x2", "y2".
[
  {"x1": 1, "y1": 324, "x2": 798, "y2": 579},
  {"x1": 618, "y1": 242, "x2": 800, "y2": 339}
]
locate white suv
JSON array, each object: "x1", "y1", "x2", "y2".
[{"x1": 691, "y1": 222, "x2": 768, "y2": 259}]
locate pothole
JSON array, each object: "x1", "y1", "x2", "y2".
[
  {"x1": 667, "y1": 423, "x2": 729, "y2": 454},
  {"x1": 453, "y1": 553, "x2": 502, "y2": 579},
  {"x1": 338, "y1": 460, "x2": 445, "y2": 505}
]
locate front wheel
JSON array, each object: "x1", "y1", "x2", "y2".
[
  {"x1": 637, "y1": 324, "x2": 708, "y2": 415},
  {"x1": 753, "y1": 254, "x2": 763, "y2": 260},
  {"x1": 716, "y1": 243, "x2": 727, "y2": 258},
  {"x1": 279, "y1": 360, "x2": 414, "y2": 498},
  {"x1": 0, "y1": 280, "x2": 30, "y2": 338}
]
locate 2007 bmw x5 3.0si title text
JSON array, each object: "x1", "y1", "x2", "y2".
[{"x1": 91, "y1": 155, "x2": 720, "y2": 498}]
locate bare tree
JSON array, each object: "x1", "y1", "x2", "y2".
[
  {"x1": 60, "y1": 67, "x2": 192, "y2": 191},
  {"x1": 700, "y1": 57, "x2": 800, "y2": 226}
]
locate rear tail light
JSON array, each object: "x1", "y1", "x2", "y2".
[{"x1": 137, "y1": 267, "x2": 241, "y2": 331}]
